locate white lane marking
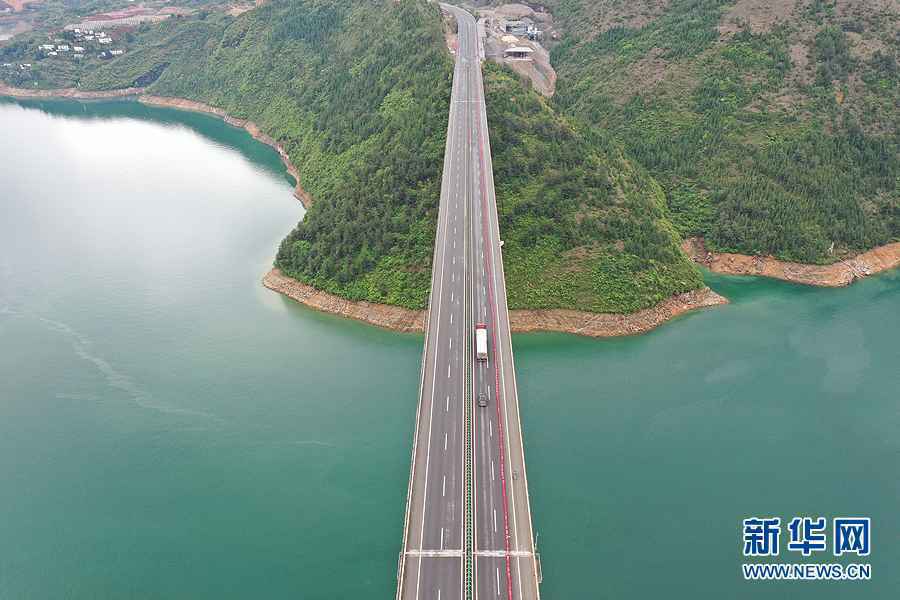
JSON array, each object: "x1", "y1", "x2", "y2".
[
  {"x1": 494, "y1": 509, "x2": 497, "y2": 533},
  {"x1": 491, "y1": 460, "x2": 495, "y2": 481},
  {"x1": 490, "y1": 419, "x2": 493, "y2": 438},
  {"x1": 496, "y1": 568, "x2": 500, "y2": 596},
  {"x1": 444, "y1": 432, "x2": 448, "y2": 451},
  {"x1": 442, "y1": 475, "x2": 446, "y2": 497},
  {"x1": 438, "y1": 589, "x2": 441, "y2": 600},
  {"x1": 440, "y1": 527, "x2": 444, "y2": 550},
  {"x1": 482, "y1": 92, "x2": 532, "y2": 600},
  {"x1": 412, "y1": 83, "x2": 460, "y2": 596},
  {"x1": 447, "y1": 361, "x2": 451, "y2": 379},
  {"x1": 446, "y1": 395, "x2": 449, "y2": 412},
  {"x1": 450, "y1": 313, "x2": 453, "y2": 325},
  {"x1": 451, "y1": 291, "x2": 454, "y2": 302},
  {"x1": 449, "y1": 338, "x2": 453, "y2": 351}
]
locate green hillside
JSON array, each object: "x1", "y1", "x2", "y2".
[
  {"x1": 2, "y1": 0, "x2": 703, "y2": 312},
  {"x1": 545, "y1": 0, "x2": 899, "y2": 263},
  {"x1": 484, "y1": 63, "x2": 700, "y2": 312}
]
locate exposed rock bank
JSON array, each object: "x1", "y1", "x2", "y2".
[
  {"x1": 263, "y1": 269, "x2": 427, "y2": 333},
  {"x1": 683, "y1": 237, "x2": 900, "y2": 287},
  {"x1": 265, "y1": 268, "x2": 727, "y2": 337},
  {"x1": 508, "y1": 288, "x2": 728, "y2": 337},
  {"x1": 0, "y1": 82, "x2": 146, "y2": 99}
]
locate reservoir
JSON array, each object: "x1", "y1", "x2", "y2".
[{"x1": 0, "y1": 99, "x2": 896, "y2": 599}]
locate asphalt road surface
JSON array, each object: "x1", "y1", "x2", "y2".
[{"x1": 397, "y1": 6, "x2": 540, "y2": 600}]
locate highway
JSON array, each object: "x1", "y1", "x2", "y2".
[{"x1": 397, "y1": 5, "x2": 540, "y2": 600}]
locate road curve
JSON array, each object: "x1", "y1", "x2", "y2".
[{"x1": 397, "y1": 5, "x2": 540, "y2": 600}]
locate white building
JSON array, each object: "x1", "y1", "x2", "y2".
[
  {"x1": 110, "y1": 49, "x2": 125, "y2": 56},
  {"x1": 504, "y1": 46, "x2": 534, "y2": 60}
]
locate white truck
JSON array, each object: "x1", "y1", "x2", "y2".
[{"x1": 475, "y1": 323, "x2": 488, "y2": 362}]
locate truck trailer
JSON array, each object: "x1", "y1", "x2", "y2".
[{"x1": 475, "y1": 323, "x2": 488, "y2": 361}]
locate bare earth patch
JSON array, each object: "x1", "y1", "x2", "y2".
[
  {"x1": 835, "y1": 0, "x2": 900, "y2": 20},
  {"x1": 846, "y1": 31, "x2": 887, "y2": 60},
  {"x1": 4, "y1": 0, "x2": 42, "y2": 12},
  {"x1": 580, "y1": 0, "x2": 671, "y2": 38},
  {"x1": 720, "y1": 0, "x2": 807, "y2": 35},
  {"x1": 622, "y1": 47, "x2": 669, "y2": 94},
  {"x1": 494, "y1": 3, "x2": 535, "y2": 20},
  {"x1": 789, "y1": 42, "x2": 811, "y2": 85}
]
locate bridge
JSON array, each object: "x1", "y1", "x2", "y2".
[{"x1": 397, "y1": 5, "x2": 541, "y2": 600}]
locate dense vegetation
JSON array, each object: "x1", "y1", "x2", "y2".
[
  {"x1": 545, "y1": 0, "x2": 899, "y2": 263},
  {"x1": 2, "y1": 0, "x2": 705, "y2": 313},
  {"x1": 484, "y1": 63, "x2": 701, "y2": 312}
]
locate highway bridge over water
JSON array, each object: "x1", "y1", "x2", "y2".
[{"x1": 397, "y1": 5, "x2": 541, "y2": 600}]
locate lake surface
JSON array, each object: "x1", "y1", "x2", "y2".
[{"x1": 0, "y1": 99, "x2": 896, "y2": 599}]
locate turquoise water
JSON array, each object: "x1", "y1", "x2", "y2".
[
  {"x1": 0, "y1": 99, "x2": 897, "y2": 598},
  {"x1": 520, "y1": 271, "x2": 899, "y2": 598}
]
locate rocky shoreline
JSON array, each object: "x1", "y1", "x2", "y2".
[
  {"x1": 0, "y1": 84, "x2": 312, "y2": 208},
  {"x1": 683, "y1": 237, "x2": 900, "y2": 287},
  {"x1": 264, "y1": 268, "x2": 728, "y2": 337},
  {"x1": 0, "y1": 82, "x2": 146, "y2": 99},
  {"x1": 263, "y1": 269, "x2": 427, "y2": 333},
  {"x1": 508, "y1": 288, "x2": 728, "y2": 337}
]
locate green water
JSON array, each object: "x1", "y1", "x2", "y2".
[{"x1": 0, "y1": 99, "x2": 897, "y2": 599}]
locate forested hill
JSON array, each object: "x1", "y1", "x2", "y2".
[
  {"x1": 1, "y1": 0, "x2": 705, "y2": 313},
  {"x1": 543, "y1": 0, "x2": 899, "y2": 264},
  {"x1": 264, "y1": 0, "x2": 700, "y2": 313}
]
